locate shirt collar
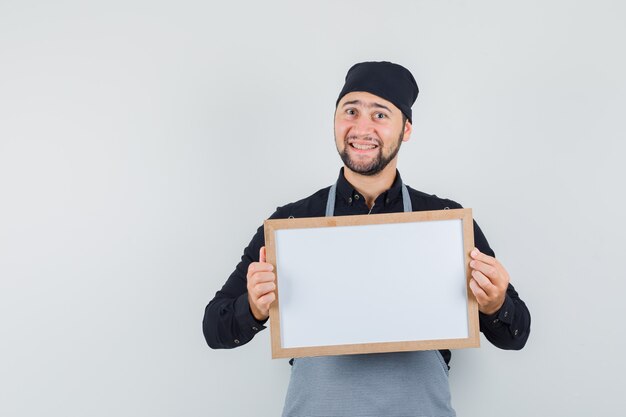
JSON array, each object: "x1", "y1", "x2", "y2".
[{"x1": 335, "y1": 167, "x2": 404, "y2": 206}]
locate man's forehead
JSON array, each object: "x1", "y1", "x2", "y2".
[{"x1": 338, "y1": 91, "x2": 399, "y2": 112}]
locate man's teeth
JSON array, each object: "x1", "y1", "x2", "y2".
[{"x1": 351, "y1": 143, "x2": 377, "y2": 150}]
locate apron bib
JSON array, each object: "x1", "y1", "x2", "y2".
[{"x1": 282, "y1": 181, "x2": 456, "y2": 417}]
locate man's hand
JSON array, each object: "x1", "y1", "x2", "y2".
[
  {"x1": 247, "y1": 246, "x2": 276, "y2": 321},
  {"x1": 468, "y1": 247, "x2": 510, "y2": 315}
]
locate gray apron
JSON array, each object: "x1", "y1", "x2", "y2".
[{"x1": 281, "y1": 182, "x2": 456, "y2": 417}]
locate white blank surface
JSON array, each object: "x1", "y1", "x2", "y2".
[{"x1": 274, "y1": 219, "x2": 469, "y2": 349}]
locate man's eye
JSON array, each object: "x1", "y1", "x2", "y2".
[
  {"x1": 346, "y1": 109, "x2": 356, "y2": 115},
  {"x1": 374, "y1": 112, "x2": 387, "y2": 119}
]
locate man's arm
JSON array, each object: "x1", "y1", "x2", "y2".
[
  {"x1": 478, "y1": 282, "x2": 531, "y2": 350},
  {"x1": 472, "y1": 221, "x2": 531, "y2": 350},
  {"x1": 202, "y1": 224, "x2": 269, "y2": 349}
]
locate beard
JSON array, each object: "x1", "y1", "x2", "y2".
[{"x1": 337, "y1": 129, "x2": 404, "y2": 176}]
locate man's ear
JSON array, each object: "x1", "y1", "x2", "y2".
[{"x1": 403, "y1": 120, "x2": 412, "y2": 142}]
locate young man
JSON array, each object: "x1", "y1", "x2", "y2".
[{"x1": 203, "y1": 61, "x2": 531, "y2": 416}]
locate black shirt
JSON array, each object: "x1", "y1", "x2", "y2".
[{"x1": 203, "y1": 168, "x2": 531, "y2": 366}]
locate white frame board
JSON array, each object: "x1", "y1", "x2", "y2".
[{"x1": 264, "y1": 208, "x2": 479, "y2": 358}]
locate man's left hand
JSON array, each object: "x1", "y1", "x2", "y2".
[{"x1": 468, "y1": 247, "x2": 510, "y2": 315}]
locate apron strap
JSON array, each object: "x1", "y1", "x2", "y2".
[
  {"x1": 402, "y1": 181, "x2": 413, "y2": 212},
  {"x1": 325, "y1": 182, "x2": 337, "y2": 217}
]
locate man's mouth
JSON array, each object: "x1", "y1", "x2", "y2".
[
  {"x1": 351, "y1": 143, "x2": 377, "y2": 150},
  {"x1": 348, "y1": 140, "x2": 379, "y2": 151}
]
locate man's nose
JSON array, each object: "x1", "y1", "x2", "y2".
[{"x1": 351, "y1": 116, "x2": 375, "y2": 135}]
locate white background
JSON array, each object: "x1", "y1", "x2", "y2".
[{"x1": 1, "y1": 1, "x2": 624, "y2": 416}]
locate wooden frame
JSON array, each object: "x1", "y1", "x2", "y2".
[{"x1": 264, "y1": 208, "x2": 479, "y2": 359}]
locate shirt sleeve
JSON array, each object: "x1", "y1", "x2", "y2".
[
  {"x1": 478, "y1": 283, "x2": 531, "y2": 350},
  {"x1": 473, "y1": 220, "x2": 531, "y2": 350},
  {"x1": 202, "y1": 207, "x2": 284, "y2": 349}
]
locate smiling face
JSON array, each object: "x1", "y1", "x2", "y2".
[{"x1": 334, "y1": 91, "x2": 412, "y2": 176}]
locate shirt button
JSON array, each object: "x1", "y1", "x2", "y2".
[
  {"x1": 504, "y1": 311, "x2": 509, "y2": 318},
  {"x1": 252, "y1": 327, "x2": 258, "y2": 331},
  {"x1": 514, "y1": 329, "x2": 519, "y2": 336},
  {"x1": 354, "y1": 194, "x2": 360, "y2": 200},
  {"x1": 234, "y1": 339, "x2": 240, "y2": 344},
  {"x1": 492, "y1": 319, "x2": 499, "y2": 325},
  {"x1": 348, "y1": 197, "x2": 352, "y2": 203},
  {"x1": 386, "y1": 198, "x2": 390, "y2": 204}
]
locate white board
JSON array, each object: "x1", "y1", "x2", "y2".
[{"x1": 264, "y1": 209, "x2": 478, "y2": 358}]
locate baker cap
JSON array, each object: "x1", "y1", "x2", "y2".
[{"x1": 336, "y1": 61, "x2": 419, "y2": 123}]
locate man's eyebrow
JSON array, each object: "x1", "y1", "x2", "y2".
[
  {"x1": 342, "y1": 100, "x2": 392, "y2": 112},
  {"x1": 372, "y1": 102, "x2": 392, "y2": 112}
]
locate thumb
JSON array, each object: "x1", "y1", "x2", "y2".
[{"x1": 260, "y1": 246, "x2": 266, "y2": 263}]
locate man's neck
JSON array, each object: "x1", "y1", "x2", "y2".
[{"x1": 343, "y1": 162, "x2": 398, "y2": 209}]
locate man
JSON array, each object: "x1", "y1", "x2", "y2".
[{"x1": 203, "y1": 61, "x2": 531, "y2": 416}]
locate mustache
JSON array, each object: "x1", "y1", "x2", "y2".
[{"x1": 345, "y1": 135, "x2": 381, "y2": 146}]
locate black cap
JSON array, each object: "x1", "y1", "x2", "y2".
[{"x1": 336, "y1": 61, "x2": 419, "y2": 123}]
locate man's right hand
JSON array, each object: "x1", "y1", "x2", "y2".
[{"x1": 246, "y1": 246, "x2": 276, "y2": 321}]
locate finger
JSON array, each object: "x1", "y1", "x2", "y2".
[
  {"x1": 253, "y1": 281, "x2": 276, "y2": 295},
  {"x1": 469, "y1": 278, "x2": 488, "y2": 302},
  {"x1": 248, "y1": 261, "x2": 274, "y2": 275},
  {"x1": 470, "y1": 247, "x2": 496, "y2": 265},
  {"x1": 257, "y1": 291, "x2": 276, "y2": 308},
  {"x1": 260, "y1": 246, "x2": 266, "y2": 263},
  {"x1": 250, "y1": 271, "x2": 276, "y2": 284},
  {"x1": 470, "y1": 259, "x2": 498, "y2": 280},
  {"x1": 471, "y1": 270, "x2": 498, "y2": 295}
]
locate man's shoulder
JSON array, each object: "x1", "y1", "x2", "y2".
[
  {"x1": 405, "y1": 185, "x2": 464, "y2": 211},
  {"x1": 268, "y1": 186, "x2": 331, "y2": 220}
]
